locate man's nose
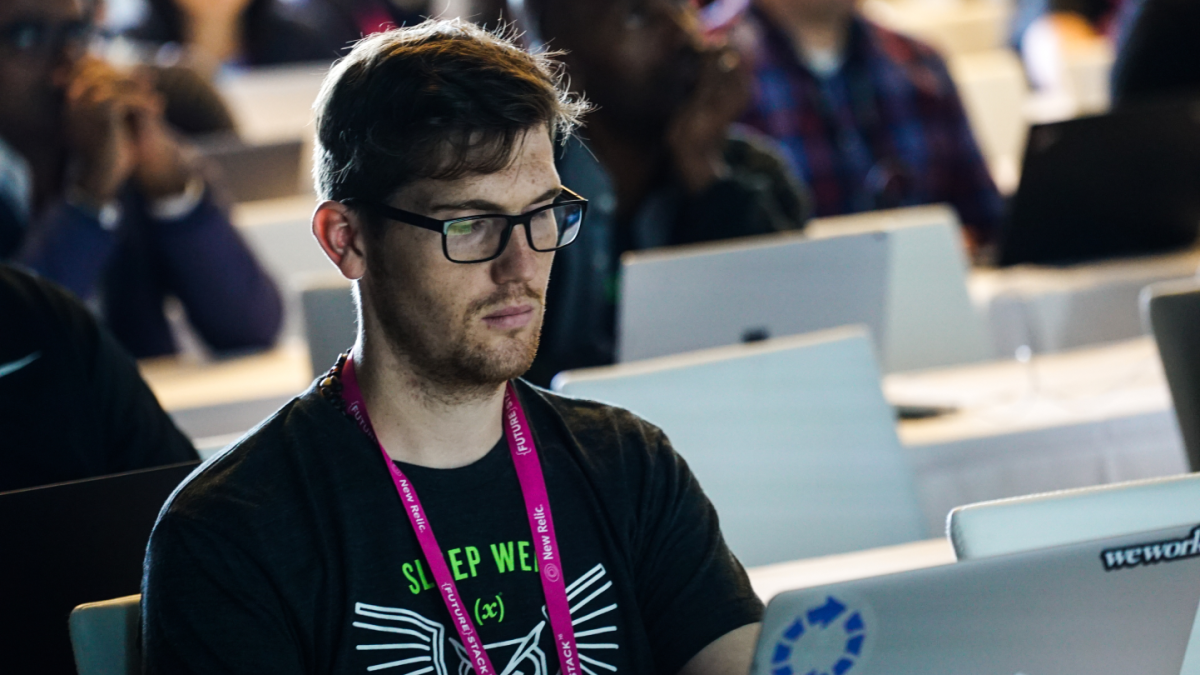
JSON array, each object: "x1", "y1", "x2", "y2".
[{"x1": 490, "y1": 224, "x2": 542, "y2": 284}]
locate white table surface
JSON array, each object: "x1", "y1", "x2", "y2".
[
  {"x1": 889, "y1": 337, "x2": 1189, "y2": 534},
  {"x1": 746, "y1": 538, "x2": 956, "y2": 602}
]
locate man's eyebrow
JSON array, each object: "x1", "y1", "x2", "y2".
[{"x1": 427, "y1": 187, "x2": 563, "y2": 215}]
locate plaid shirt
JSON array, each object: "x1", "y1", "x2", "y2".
[{"x1": 739, "y1": 10, "x2": 1004, "y2": 240}]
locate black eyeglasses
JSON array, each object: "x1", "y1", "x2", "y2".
[
  {"x1": 342, "y1": 187, "x2": 588, "y2": 264},
  {"x1": 0, "y1": 19, "x2": 93, "y2": 58}
]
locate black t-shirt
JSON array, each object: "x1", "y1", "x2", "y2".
[
  {"x1": 0, "y1": 265, "x2": 197, "y2": 493},
  {"x1": 142, "y1": 380, "x2": 763, "y2": 675}
]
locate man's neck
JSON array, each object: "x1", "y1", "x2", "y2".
[
  {"x1": 350, "y1": 338, "x2": 506, "y2": 470},
  {"x1": 759, "y1": 1, "x2": 853, "y2": 61}
]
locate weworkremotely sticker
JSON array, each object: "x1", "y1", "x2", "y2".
[{"x1": 1101, "y1": 525, "x2": 1200, "y2": 572}]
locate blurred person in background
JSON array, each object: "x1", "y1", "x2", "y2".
[
  {"x1": 737, "y1": 0, "x2": 1003, "y2": 249},
  {"x1": 288, "y1": 0, "x2": 430, "y2": 52},
  {"x1": 0, "y1": 0, "x2": 284, "y2": 358},
  {"x1": 1013, "y1": 0, "x2": 1139, "y2": 101},
  {"x1": 1110, "y1": 0, "x2": 1200, "y2": 106},
  {"x1": 513, "y1": 0, "x2": 811, "y2": 386},
  {"x1": 0, "y1": 264, "x2": 197, "y2": 493},
  {"x1": 126, "y1": 0, "x2": 337, "y2": 77}
]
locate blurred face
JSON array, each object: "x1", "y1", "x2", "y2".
[
  {"x1": 359, "y1": 127, "x2": 561, "y2": 389},
  {"x1": 539, "y1": 0, "x2": 706, "y2": 133},
  {"x1": 0, "y1": 0, "x2": 89, "y2": 142}
]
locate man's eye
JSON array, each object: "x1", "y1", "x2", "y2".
[
  {"x1": 7, "y1": 24, "x2": 44, "y2": 50},
  {"x1": 446, "y1": 221, "x2": 478, "y2": 237}
]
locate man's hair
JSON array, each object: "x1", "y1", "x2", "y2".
[{"x1": 313, "y1": 19, "x2": 588, "y2": 203}]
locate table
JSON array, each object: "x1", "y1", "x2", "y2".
[
  {"x1": 139, "y1": 339, "x2": 312, "y2": 453},
  {"x1": 142, "y1": 334, "x2": 1189, "y2": 526},
  {"x1": 746, "y1": 538, "x2": 956, "y2": 602},
  {"x1": 889, "y1": 337, "x2": 1189, "y2": 534},
  {"x1": 970, "y1": 248, "x2": 1200, "y2": 358}
]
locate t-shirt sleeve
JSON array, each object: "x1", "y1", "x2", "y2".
[
  {"x1": 632, "y1": 426, "x2": 764, "y2": 675},
  {"x1": 142, "y1": 509, "x2": 306, "y2": 675}
]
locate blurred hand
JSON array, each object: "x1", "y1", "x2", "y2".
[
  {"x1": 128, "y1": 69, "x2": 194, "y2": 199},
  {"x1": 666, "y1": 44, "x2": 752, "y2": 194},
  {"x1": 63, "y1": 59, "x2": 195, "y2": 205},
  {"x1": 62, "y1": 58, "x2": 141, "y2": 206}
]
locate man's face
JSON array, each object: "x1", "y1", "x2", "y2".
[
  {"x1": 0, "y1": 0, "x2": 89, "y2": 142},
  {"x1": 359, "y1": 127, "x2": 561, "y2": 389},
  {"x1": 538, "y1": 0, "x2": 705, "y2": 133}
]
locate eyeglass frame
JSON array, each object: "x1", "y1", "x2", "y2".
[
  {"x1": 0, "y1": 18, "x2": 94, "y2": 59},
  {"x1": 341, "y1": 187, "x2": 588, "y2": 264}
]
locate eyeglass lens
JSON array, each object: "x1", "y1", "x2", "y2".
[
  {"x1": 444, "y1": 203, "x2": 584, "y2": 262},
  {"x1": 0, "y1": 20, "x2": 91, "y2": 57}
]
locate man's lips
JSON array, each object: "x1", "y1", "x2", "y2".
[{"x1": 481, "y1": 304, "x2": 536, "y2": 330}]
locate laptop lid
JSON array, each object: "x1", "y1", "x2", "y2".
[
  {"x1": 0, "y1": 461, "x2": 200, "y2": 675},
  {"x1": 754, "y1": 522, "x2": 1200, "y2": 675},
  {"x1": 1146, "y1": 278, "x2": 1200, "y2": 470},
  {"x1": 617, "y1": 230, "x2": 890, "y2": 363},
  {"x1": 195, "y1": 132, "x2": 305, "y2": 203},
  {"x1": 999, "y1": 97, "x2": 1200, "y2": 267}
]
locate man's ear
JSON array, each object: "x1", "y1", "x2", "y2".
[{"x1": 313, "y1": 200, "x2": 368, "y2": 280}]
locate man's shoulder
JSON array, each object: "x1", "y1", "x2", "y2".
[
  {"x1": 518, "y1": 380, "x2": 675, "y2": 464},
  {"x1": 0, "y1": 264, "x2": 100, "y2": 362},
  {"x1": 522, "y1": 379, "x2": 664, "y2": 435},
  {"x1": 859, "y1": 17, "x2": 957, "y2": 96},
  {"x1": 161, "y1": 388, "x2": 365, "y2": 524}
]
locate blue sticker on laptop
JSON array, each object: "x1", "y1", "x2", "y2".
[{"x1": 770, "y1": 596, "x2": 869, "y2": 675}]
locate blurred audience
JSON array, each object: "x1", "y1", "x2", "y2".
[
  {"x1": 126, "y1": 0, "x2": 337, "y2": 77},
  {"x1": 0, "y1": 264, "x2": 197, "y2": 493},
  {"x1": 0, "y1": 0, "x2": 283, "y2": 358},
  {"x1": 738, "y1": 0, "x2": 1003, "y2": 247},
  {"x1": 515, "y1": 0, "x2": 812, "y2": 385},
  {"x1": 1111, "y1": 0, "x2": 1200, "y2": 106},
  {"x1": 1013, "y1": 0, "x2": 1140, "y2": 99},
  {"x1": 288, "y1": 0, "x2": 430, "y2": 53}
]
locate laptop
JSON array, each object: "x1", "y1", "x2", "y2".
[
  {"x1": 617, "y1": 230, "x2": 890, "y2": 363},
  {"x1": 752, "y1": 522, "x2": 1200, "y2": 675},
  {"x1": 195, "y1": 132, "x2": 305, "y2": 203},
  {"x1": 998, "y1": 97, "x2": 1200, "y2": 267},
  {"x1": 0, "y1": 461, "x2": 200, "y2": 675},
  {"x1": 1145, "y1": 277, "x2": 1200, "y2": 471}
]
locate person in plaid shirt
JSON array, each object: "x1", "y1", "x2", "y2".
[{"x1": 738, "y1": 0, "x2": 1004, "y2": 247}]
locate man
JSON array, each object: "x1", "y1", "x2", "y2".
[
  {"x1": 739, "y1": 0, "x2": 1003, "y2": 247},
  {"x1": 1014, "y1": 0, "x2": 1141, "y2": 108},
  {"x1": 0, "y1": 264, "x2": 197, "y2": 493},
  {"x1": 514, "y1": 0, "x2": 811, "y2": 385},
  {"x1": 0, "y1": 0, "x2": 282, "y2": 357},
  {"x1": 142, "y1": 21, "x2": 763, "y2": 675},
  {"x1": 1111, "y1": 0, "x2": 1200, "y2": 106}
]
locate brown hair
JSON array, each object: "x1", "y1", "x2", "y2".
[{"x1": 312, "y1": 19, "x2": 588, "y2": 204}]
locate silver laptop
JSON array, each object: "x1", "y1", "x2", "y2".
[
  {"x1": 617, "y1": 231, "x2": 889, "y2": 363},
  {"x1": 753, "y1": 522, "x2": 1200, "y2": 675}
]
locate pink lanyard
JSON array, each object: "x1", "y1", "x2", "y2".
[{"x1": 340, "y1": 356, "x2": 580, "y2": 675}]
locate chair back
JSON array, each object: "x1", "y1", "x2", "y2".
[
  {"x1": 949, "y1": 472, "x2": 1200, "y2": 560},
  {"x1": 69, "y1": 595, "x2": 142, "y2": 675},
  {"x1": 554, "y1": 327, "x2": 926, "y2": 566},
  {"x1": 1144, "y1": 277, "x2": 1200, "y2": 470}
]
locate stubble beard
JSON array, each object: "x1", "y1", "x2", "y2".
[{"x1": 365, "y1": 273, "x2": 544, "y2": 401}]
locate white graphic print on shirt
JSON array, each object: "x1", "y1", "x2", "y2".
[{"x1": 353, "y1": 564, "x2": 620, "y2": 675}]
